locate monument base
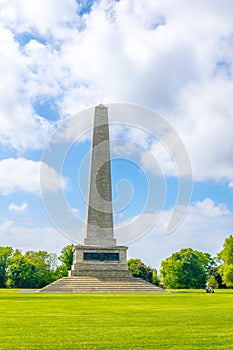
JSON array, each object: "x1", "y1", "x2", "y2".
[{"x1": 69, "y1": 245, "x2": 132, "y2": 278}]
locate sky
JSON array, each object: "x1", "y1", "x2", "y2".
[{"x1": 0, "y1": 0, "x2": 232, "y2": 269}]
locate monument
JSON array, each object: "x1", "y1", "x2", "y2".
[
  {"x1": 40, "y1": 105, "x2": 164, "y2": 292},
  {"x1": 69, "y1": 104, "x2": 131, "y2": 278}
]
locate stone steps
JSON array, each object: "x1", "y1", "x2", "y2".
[{"x1": 39, "y1": 276, "x2": 165, "y2": 293}]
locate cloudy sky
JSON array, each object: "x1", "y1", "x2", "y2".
[{"x1": 0, "y1": 0, "x2": 232, "y2": 269}]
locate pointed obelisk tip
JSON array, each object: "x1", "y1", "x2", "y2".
[{"x1": 96, "y1": 103, "x2": 107, "y2": 108}]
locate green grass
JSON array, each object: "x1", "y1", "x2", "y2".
[{"x1": 0, "y1": 289, "x2": 233, "y2": 349}]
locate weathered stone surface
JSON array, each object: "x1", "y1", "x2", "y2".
[
  {"x1": 71, "y1": 105, "x2": 131, "y2": 280},
  {"x1": 69, "y1": 245, "x2": 131, "y2": 278},
  {"x1": 84, "y1": 104, "x2": 116, "y2": 246}
]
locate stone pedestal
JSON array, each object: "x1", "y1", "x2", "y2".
[{"x1": 69, "y1": 245, "x2": 132, "y2": 278}]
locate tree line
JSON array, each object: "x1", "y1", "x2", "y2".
[
  {"x1": 0, "y1": 235, "x2": 233, "y2": 289},
  {"x1": 160, "y1": 235, "x2": 233, "y2": 289},
  {"x1": 0, "y1": 245, "x2": 74, "y2": 288}
]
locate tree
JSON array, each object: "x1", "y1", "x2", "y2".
[
  {"x1": 218, "y1": 235, "x2": 233, "y2": 287},
  {"x1": 7, "y1": 249, "x2": 33, "y2": 288},
  {"x1": 160, "y1": 248, "x2": 213, "y2": 289},
  {"x1": 127, "y1": 258, "x2": 160, "y2": 285},
  {"x1": 152, "y1": 270, "x2": 160, "y2": 286},
  {"x1": 0, "y1": 246, "x2": 13, "y2": 287},
  {"x1": 207, "y1": 275, "x2": 218, "y2": 289},
  {"x1": 218, "y1": 235, "x2": 233, "y2": 264},
  {"x1": 25, "y1": 250, "x2": 57, "y2": 287},
  {"x1": 7, "y1": 250, "x2": 56, "y2": 288},
  {"x1": 218, "y1": 264, "x2": 233, "y2": 288},
  {"x1": 56, "y1": 244, "x2": 74, "y2": 278}
]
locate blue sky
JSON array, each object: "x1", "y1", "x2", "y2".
[{"x1": 0, "y1": 0, "x2": 232, "y2": 268}]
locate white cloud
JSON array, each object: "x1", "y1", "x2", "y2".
[
  {"x1": 0, "y1": 0, "x2": 232, "y2": 181},
  {"x1": 0, "y1": 220, "x2": 70, "y2": 254},
  {"x1": 40, "y1": 161, "x2": 67, "y2": 194},
  {"x1": 0, "y1": 0, "x2": 79, "y2": 36},
  {"x1": 176, "y1": 78, "x2": 233, "y2": 184},
  {"x1": 194, "y1": 198, "x2": 230, "y2": 217},
  {"x1": 8, "y1": 202, "x2": 28, "y2": 213},
  {"x1": 0, "y1": 158, "x2": 66, "y2": 195},
  {"x1": 0, "y1": 26, "x2": 54, "y2": 150},
  {"x1": 140, "y1": 141, "x2": 178, "y2": 177},
  {"x1": 58, "y1": 0, "x2": 233, "y2": 184},
  {"x1": 0, "y1": 158, "x2": 40, "y2": 195}
]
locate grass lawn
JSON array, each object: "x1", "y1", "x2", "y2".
[{"x1": 0, "y1": 289, "x2": 233, "y2": 349}]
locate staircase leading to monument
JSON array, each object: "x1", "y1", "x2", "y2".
[{"x1": 39, "y1": 276, "x2": 165, "y2": 293}]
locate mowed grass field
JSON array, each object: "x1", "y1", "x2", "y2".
[{"x1": 0, "y1": 289, "x2": 233, "y2": 350}]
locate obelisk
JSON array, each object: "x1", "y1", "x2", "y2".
[
  {"x1": 39, "y1": 104, "x2": 166, "y2": 292},
  {"x1": 69, "y1": 104, "x2": 131, "y2": 277},
  {"x1": 84, "y1": 104, "x2": 116, "y2": 246}
]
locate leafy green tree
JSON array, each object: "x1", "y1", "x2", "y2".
[
  {"x1": 0, "y1": 246, "x2": 13, "y2": 287},
  {"x1": 7, "y1": 250, "x2": 56, "y2": 288},
  {"x1": 160, "y1": 248, "x2": 213, "y2": 289},
  {"x1": 218, "y1": 235, "x2": 233, "y2": 287},
  {"x1": 208, "y1": 275, "x2": 218, "y2": 289},
  {"x1": 152, "y1": 270, "x2": 160, "y2": 286},
  {"x1": 218, "y1": 235, "x2": 233, "y2": 264},
  {"x1": 25, "y1": 250, "x2": 57, "y2": 287},
  {"x1": 218, "y1": 264, "x2": 233, "y2": 288},
  {"x1": 7, "y1": 249, "x2": 33, "y2": 288},
  {"x1": 56, "y1": 244, "x2": 74, "y2": 278},
  {"x1": 127, "y1": 258, "x2": 160, "y2": 285}
]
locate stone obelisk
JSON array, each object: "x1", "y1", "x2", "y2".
[
  {"x1": 69, "y1": 104, "x2": 131, "y2": 277},
  {"x1": 40, "y1": 104, "x2": 165, "y2": 292},
  {"x1": 84, "y1": 104, "x2": 116, "y2": 246}
]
